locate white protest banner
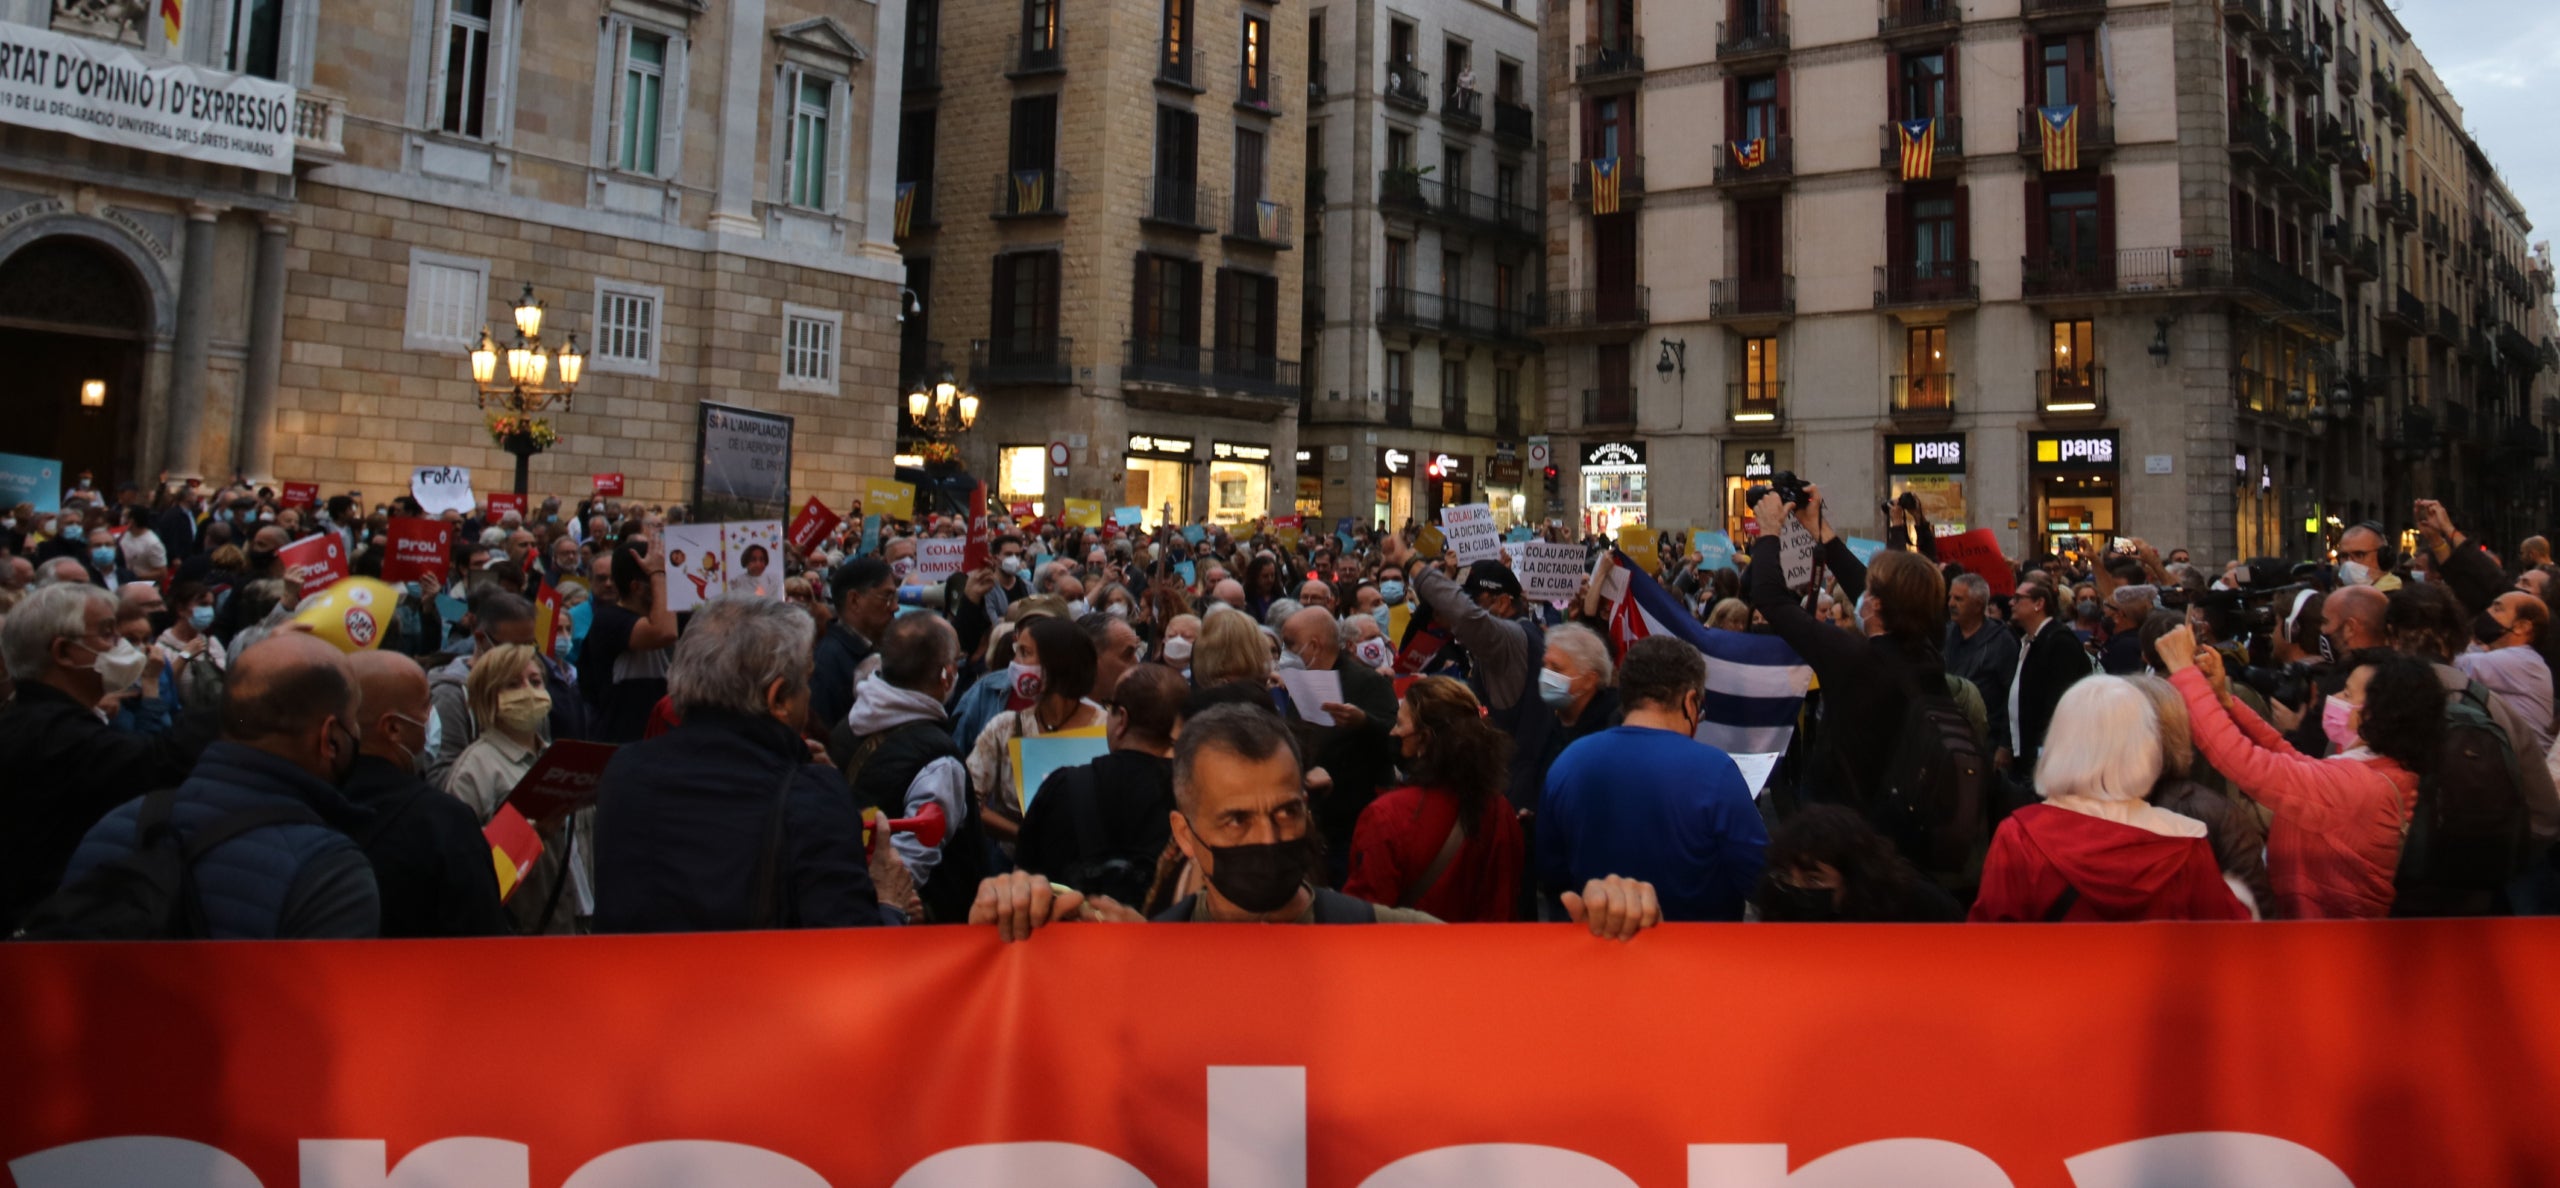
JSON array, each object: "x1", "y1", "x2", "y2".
[
  {"x1": 660, "y1": 524, "x2": 726, "y2": 612},
  {"x1": 0, "y1": 24, "x2": 298, "y2": 174},
  {"x1": 723, "y1": 521, "x2": 786, "y2": 600},
  {"x1": 410, "y1": 466, "x2": 474, "y2": 516},
  {"x1": 915, "y1": 537, "x2": 968, "y2": 582},
  {"x1": 1779, "y1": 514, "x2": 1818, "y2": 591},
  {"x1": 1438, "y1": 503, "x2": 1501, "y2": 566},
  {"x1": 1515, "y1": 541, "x2": 1587, "y2": 603}
]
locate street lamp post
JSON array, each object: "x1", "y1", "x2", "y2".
[
  {"x1": 466, "y1": 283, "x2": 585, "y2": 497},
  {"x1": 904, "y1": 367, "x2": 981, "y2": 518}
]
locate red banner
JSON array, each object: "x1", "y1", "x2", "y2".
[
  {"x1": 962, "y1": 480, "x2": 991, "y2": 574},
  {"x1": 276, "y1": 531, "x2": 348, "y2": 593},
  {"x1": 278, "y1": 481, "x2": 318, "y2": 509},
  {"x1": 502, "y1": 738, "x2": 617, "y2": 823},
  {"x1": 1937, "y1": 528, "x2": 2016, "y2": 596},
  {"x1": 382, "y1": 518, "x2": 450, "y2": 585},
  {"x1": 3, "y1": 922, "x2": 2558, "y2": 1186},
  {"x1": 592, "y1": 473, "x2": 625, "y2": 497},
  {"x1": 788, "y1": 496, "x2": 842, "y2": 555},
  {"x1": 488, "y1": 492, "x2": 528, "y2": 522}
]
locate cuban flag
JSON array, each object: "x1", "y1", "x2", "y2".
[{"x1": 1602, "y1": 550, "x2": 1813, "y2": 757}]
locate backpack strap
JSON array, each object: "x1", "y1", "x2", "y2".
[
  {"x1": 1397, "y1": 809, "x2": 1468, "y2": 909},
  {"x1": 2042, "y1": 880, "x2": 2082, "y2": 923},
  {"x1": 1310, "y1": 887, "x2": 1381, "y2": 924},
  {"x1": 748, "y1": 759, "x2": 803, "y2": 928}
]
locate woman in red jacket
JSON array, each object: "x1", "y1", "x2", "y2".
[
  {"x1": 2155, "y1": 625, "x2": 2437, "y2": 919},
  {"x1": 1971, "y1": 675, "x2": 2252, "y2": 922},
  {"x1": 1345, "y1": 676, "x2": 1524, "y2": 921}
]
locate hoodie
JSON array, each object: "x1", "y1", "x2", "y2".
[
  {"x1": 844, "y1": 673, "x2": 970, "y2": 879},
  {"x1": 1969, "y1": 803, "x2": 2251, "y2": 922}
]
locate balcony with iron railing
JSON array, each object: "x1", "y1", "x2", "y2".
[
  {"x1": 2338, "y1": 140, "x2": 2373, "y2": 185},
  {"x1": 2385, "y1": 185, "x2": 2417, "y2": 229},
  {"x1": 1878, "y1": 116, "x2": 1963, "y2": 170},
  {"x1": 1142, "y1": 176, "x2": 1219, "y2": 232},
  {"x1": 1576, "y1": 37, "x2": 1645, "y2": 82},
  {"x1": 1495, "y1": 399, "x2": 1522, "y2": 439},
  {"x1": 2221, "y1": 0, "x2": 2264, "y2": 30},
  {"x1": 1124, "y1": 339, "x2": 1209, "y2": 388},
  {"x1": 2232, "y1": 249, "x2": 2341, "y2": 332},
  {"x1": 1008, "y1": 27, "x2": 1065, "y2": 76},
  {"x1": 1728, "y1": 382, "x2": 1785, "y2": 427},
  {"x1": 1541, "y1": 287, "x2": 1650, "y2": 332},
  {"x1": 1384, "y1": 64, "x2": 1430, "y2": 110},
  {"x1": 1712, "y1": 137, "x2": 1793, "y2": 186},
  {"x1": 1879, "y1": 0, "x2": 1961, "y2": 38},
  {"x1": 2433, "y1": 303, "x2": 2460, "y2": 344},
  {"x1": 1583, "y1": 387, "x2": 1638, "y2": 427},
  {"x1": 1377, "y1": 287, "x2": 1539, "y2": 345},
  {"x1": 2344, "y1": 235, "x2": 2381, "y2": 281},
  {"x1": 1440, "y1": 394, "x2": 1471, "y2": 432},
  {"x1": 2021, "y1": 246, "x2": 2232, "y2": 298},
  {"x1": 1211, "y1": 349, "x2": 1302, "y2": 399},
  {"x1": 2015, "y1": 102, "x2": 2115, "y2": 163},
  {"x1": 992, "y1": 168, "x2": 1068, "y2": 217},
  {"x1": 2336, "y1": 43, "x2": 2359, "y2": 91},
  {"x1": 896, "y1": 177, "x2": 939, "y2": 234},
  {"x1": 2228, "y1": 106, "x2": 2292, "y2": 172},
  {"x1": 1570, "y1": 155, "x2": 1649, "y2": 205},
  {"x1": 971, "y1": 335, "x2": 1074, "y2": 386},
  {"x1": 1384, "y1": 389, "x2": 1415, "y2": 427},
  {"x1": 1238, "y1": 64, "x2": 1281, "y2": 114},
  {"x1": 1876, "y1": 261, "x2": 1980, "y2": 309},
  {"x1": 2380, "y1": 287, "x2": 2425, "y2": 335},
  {"x1": 1442, "y1": 85, "x2": 1481, "y2": 129},
  {"x1": 1494, "y1": 98, "x2": 1534, "y2": 143},
  {"x1": 1381, "y1": 172, "x2": 1539, "y2": 239},
  {"x1": 1710, "y1": 276, "x2": 1796, "y2": 319},
  {"x1": 1716, "y1": 14, "x2": 1789, "y2": 61},
  {"x1": 2026, "y1": 0, "x2": 2106, "y2": 17},
  {"x1": 2038, "y1": 366, "x2": 2105, "y2": 415},
  {"x1": 2274, "y1": 24, "x2": 2317, "y2": 88},
  {"x1": 1227, "y1": 197, "x2": 1293, "y2": 248},
  {"x1": 1892, "y1": 373, "x2": 1957, "y2": 419}
]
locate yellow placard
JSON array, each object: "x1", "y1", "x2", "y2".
[
  {"x1": 1387, "y1": 602, "x2": 1412, "y2": 645},
  {"x1": 1063, "y1": 498, "x2": 1103, "y2": 528},
  {"x1": 864, "y1": 478, "x2": 917, "y2": 520},
  {"x1": 1617, "y1": 524, "x2": 1662, "y2": 574},
  {"x1": 1415, "y1": 526, "x2": 1447, "y2": 559}
]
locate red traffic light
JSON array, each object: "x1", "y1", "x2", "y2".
[{"x1": 1542, "y1": 465, "x2": 1558, "y2": 480}]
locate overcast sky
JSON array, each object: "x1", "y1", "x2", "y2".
[{"x1": 2392, "y1": 0, "x2": 2560, "y2": 244}]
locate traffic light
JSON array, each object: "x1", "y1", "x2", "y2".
[{"x1": 1542, "y1": 465, "x2": 1560, "y2": 499}]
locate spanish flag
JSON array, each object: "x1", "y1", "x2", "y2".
[
  {"x1": 160, "y1": 0, "x2": 181, "y2": 45},
  {"x1": 533, "y1": 581, "x2": 572, "y2": 660},
  {"x1": 1897, "y1": 117, "x2": 1936, "y2": 182},
  {"x1": 2039, "y1": 105, "x2": 2080, "y2": 173},
  {"x1": 1011, "y1": 169, "x2": 1046, "y2": 214},
  {"x1": 1729, "y1": 138, "x2": 1768, "y2": 171},
  {"x1": 1588, "y1": 157, "x2": 1621, "y2": 215},
  {"x1": 894, "y1": 182, "x2": 916, "y2": 238},
  {"x1": 484, "y1": 804, "x2": 544, "y2": 903}
]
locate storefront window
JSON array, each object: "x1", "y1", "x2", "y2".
[
  {"x1": 1124, "y1": 434, "x2": 1196, "y2": 527},
  {"x1": 1375, "y1": 448, "x2": 1416, "y2": 530},
  {"x1": 1209, "y1": 441, "x2": 1272, "y2": 525},
  {"x1": 1722, "y1": 446, "x2": 1781, "y2": 542},
  {"x1": 2030, "y1": 431, "x2": 2120, "y2": 560},
  {"x1": 998, "y1": 445, "x2": 1046, "y2": 517},
  {"x1": 1582, "y1": 440, "x2": 1648, "y2": 536},
  {"x1": 1885, "y1": 434, "x2": 1967, "y2": 533}
]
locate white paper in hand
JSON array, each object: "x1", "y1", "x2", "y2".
[
  {"x1": 1276, "y1": 667, "x2": 1345, "y2": 726},
  {"x1": 1779, "y1": 514, "x2": 1818, "y2": 591},
  {"x1": 1728, "y1": 752, "x2": 1783, "y2": 800},
  {"x1": 410, "y1": 466, "x2": 474, "y2": 516}
]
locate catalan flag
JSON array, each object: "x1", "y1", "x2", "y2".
[
  {"x1": 2038, "y1": 105, "x2": 2080, "y2": 172},
  {"x1": 1588, "y1": 156, "x2": 1621, "y2": 215},
  {"x1": 894, "y1": 182, "x2": 916, "y2": 238},
  {"x1": 1255, "y1": 199, "x2": 1283, "y2": 240},
  {"x1": 1729, "y1": 138, "x2": 1768, "y2": 171},
  {"x1": 1011, "y1": 169, "x2": 1047, "y2": 214},
  {"x1": 1897, "y1": 117, "x2": 1937, "y2": 182},
  {"x1": 160, "y1": 0, "x2": 182, "y2": 45}
]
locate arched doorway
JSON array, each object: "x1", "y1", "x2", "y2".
[{"x1": 0, "y1": 237, "x2": 150, "y2": 490}]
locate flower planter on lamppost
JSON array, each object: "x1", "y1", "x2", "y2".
[{"x1": 466, "y1": 283, "x2": 584, "y2": 497}]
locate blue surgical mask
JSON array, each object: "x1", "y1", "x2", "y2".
[
  {"x1": 422, "y1": 706, "x2": 444, "y2": 757},
  {"x1": 1379, "y1": 580, "x2": 1406, "y2": 604},
  {"x1": 190, "y1": 604, "x2": 214, "y2": 631},
  {"x1": 61, "y1": 524, "x2": 84, "y2": 542},
  {"x1": 1539, "y1": 667, "x2": 1577, "y2": 711},
  {"x1": 91, "y1": 545, "x2": 116, "y2": 569}
]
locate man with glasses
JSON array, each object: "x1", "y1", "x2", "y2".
[
  {"x1": 2004, "y1": 579, "x2": 2091, "y2": 776},
  {"x1": 813, "y1": 556, "x2": 897, "y2": 735}
]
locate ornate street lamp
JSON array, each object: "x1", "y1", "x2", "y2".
[
  {"x1": 466, "y1": 282, "x2": 584, "y2": 497},
  {"x1": 904, "y1": 367, "x2": 980, "y2": 465}
]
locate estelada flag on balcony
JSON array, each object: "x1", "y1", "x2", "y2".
[
  {"x1": 894, "y1": 182, "x2": 915, "y2": 238},
  {"x1": 1588, "y1": 156, "x2": 1621, "y2": 215},
  {"x1": 1011, "y1": 170, "x2": 1045, "y2": 213},
  {"x1": 2039, "y1": 104, "x2": 2081, "y2": 172},
  {"x1": 1255, "y1": 199, "x2": 1284, "y2": 240},
  {"x1": 1897, "y1": 117, "x2": 1937, "y2": 182},
  {"x1": 1728, "y1": 138, "x2": 1768, "y2": 172}
]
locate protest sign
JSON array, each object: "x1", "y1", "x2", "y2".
[
  {"x1": 1844, "y1": 537, "x2": 1887, "y2": 565},
  {"x1": 1505, "y1": 526, "x2": 1534, "y2": 543},
  {"x1": 1779, "y1": 515, "x2": 1818, "y2": 590},
  {"x1": 1414, "y1": 525, "x2": 1446, "y2": 559},
  {"x1": 1113, "y1": 506, "x2": 1145, "y2": 528},
  {"x1": 787, "y1": 497, "x2": 842, "y2": 554},
  {"x1": 863, "y1": 478, "x2": 916, "y2": 521},
  {"x1": 915, "y1": 537, "x2": 968, "y2": 583},
  {"x1": 279, "y1": 482, "x2": 318, "y2": 510},
  {"x1": 1691, "y1": 530, "x2": 1737, "y2": 573},
  {"x1": 1615, "y1": 524, "x2": 1660, "y2": 574},
  {"x1": 1175, "y1": 560, "x2": 1198, "y2": 586},
  {"x1": 1275, "y1": 667, "x2": 1344, "y2": 726},
  {"x1": 1515, "y1": 541, "x2": 1587, "y2": 603},
  {"x1": 1012, "y1": 728, "x2": 1109, "y2": 811},
  {"x1": 1063, "y1": 499, "x2": 1103, "y2": 529},
  {"x1": 533, "y1": 582, "x2": 573, "y2": 659},
  {"x1": 503, "y1": 740, "x2": 620, "y2": 824},
  {"x1": 277, "y1": 532, "x2": 348, "y2": 592},
  {"x1": 487, "y1": 492, "x2": 528, "y2": 522},
  {"x1": 1273, "y1": 513, "x2": 1303, "y2": 551},
  {"x1": 661, "y1": 524, "x2": 726, "y2": 611},
  {"x1": 725, "y1": 521, "x2": 787, "y2": 600},
  {"x1": 963, "y1": 482, "x2": 993, "y2": 573},
  {"x1": 290, "y1": 578, "x2": 394, "y2": 653},
  {"x1": 382, "y1": 518, "x2": 451, "y2": 584},
  {"x1": 592, "y1": 473, "x2": 625, "y2": 497},
  {"x1": 1938, "y1": 529, "x2": 2016, "y2": 595},
  {"x1": 409, "y1": 466, "x2": 474, "y2": 515},
  {"x1": 0, "y1": 453, "x2": 60, "y2": 512},
  {"x1": 1182, "y1": 525, "x2": 1207, "y2": 545},
  {"x1": 1438, "y1": 504, "x2": 1500, "y2": 566},
  {"x1": 858, "y1": 515, "x2": 882, "y2": 558}
]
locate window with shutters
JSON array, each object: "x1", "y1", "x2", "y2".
[
  {"x1": 786, "y1": 75, "x2": 833, "y2": 208},
  {"x1": 1592, "y1": 96, "x2": 1624, "y2": 159},
  {"x1": 2035, "y1": 34, "x2": 2093, "y2": 108},
  {"x1": 1738, "y1": 75, "x2": 1779, "y2": 142},
  {"x1": 899, "y1": 107, "x2": 939, "y2": 227},
  {"x1": 1899, "y1": 50, "x2": 1948, "y2": 122},
  {"x1": 1214, "y1": 268, "x2": 1279, "y2": 378},
  {"x1": 597, "y1": 18, "x2": 687, "y2": 180},
  {"x1": 1132, "y1": 253, "x2": 1201, "y2": 368},
  {"x1": 1240, "y1": 15, "x2": 1270, "y2": 105},
  {"x1": 1738, "y1": 335, "x2": 1781, "y2": 416},
  {"x1": 618, "y1": 31, "x2": 668, "y2": 172},
  {"x1": 781, "y1": 304, "x2": 842, "y2": 392},
  {"x1": 1152, "y1": 106, "x2": 1200, "y2": 223},
  {"x1": 1910, "y1": 192, "x2": 1956, "y2": 276},
  {"x1": 2048, "y1": 318, "x2": 2095, "y2": 407},
  {"x1": 403, "y1": 249, "x2": 489, "y2": 352},
  {"x1": 225, "y1": 0, "x2": 287, "y2": 79},
  {"x1": 1006, "y1": 94, "x2": 1060, "y2": 214},
  {"x1": 2042, "y1": 179, "x2": 2101, "y2": 268},
  {"x1": 591, "y1": 281, "x2": 663, "y2": 376},
  {"x1": 435, "y1": 0, "x2": 496, "y2": 137},
  {"x1": 992, "y1": 250, "x2": 1063, "y2": 360},
  {"x1": 1163, "y1": 0, "x2": 1193, "y2": 82},
  {"x1": 1904, "y1": 325, "x2": 1949, "y2": 409}
]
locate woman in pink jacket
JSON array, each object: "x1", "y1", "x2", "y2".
[{"x1": 2155, "y1": 626, "x2": 2439, "y2": 919}]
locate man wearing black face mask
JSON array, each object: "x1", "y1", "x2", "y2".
[{"x1": 47, "y1": 632, "x2": 380, "y2": 937}]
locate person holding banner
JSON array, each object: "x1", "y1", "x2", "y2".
[
  {"x1": 1378, "y1": 533, "x2": 1553, "y2": 814},
  {"x1": 1346, "y1": 677, "x2": 1524, "y2": 921}
]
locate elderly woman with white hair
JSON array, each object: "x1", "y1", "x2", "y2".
[{"x1": 1969, "y1": 675, "x2": 2251, "y2": 922}]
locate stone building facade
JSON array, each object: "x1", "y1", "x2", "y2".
[
  {"x1": 1, "y1": 0, "x2": 904, "y2": 505},
  {"x1": 894, "y1": 0, "x2": 1308, "y2": 528}
]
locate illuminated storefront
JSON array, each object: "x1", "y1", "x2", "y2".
[
  {"x1": 1295, "y1": 449, "x2": 1324, "y2": 517},
  {"x1": 1375, "y1": 448, "x2": 1416, "y2": 530},
  {"x1": 1884, "y1": 433, "x2": 1968, "y2": 534},
  {"x1": 998, "y1": 444, "x2": 1047, "y2": 517},
  {"x1": 1208, "y1": 440, "x2": 1273, "y2": 525},
  {"x1": 1124, "y1": 434, "x2": 1195, "y2": 527},
  {"x1": 1486, "y1": 455, "x2": 1526, "y2": 529},
  {"x1": 2030, "y1": 430, "x2": 2120, "y2": 560},
  {"x1": 1722, "y1": 445, "x2": 1787, "y2": 541},
  {"x1": 1582, "y1": 440, "x2": 1648, "y2": 535}
]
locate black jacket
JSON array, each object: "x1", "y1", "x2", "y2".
[
  {"x1": 809, "y1": 622, "x2": 874, "y2": 734},
  {"x1": 592, "y1": 709, "x2": 886, "y2": 931},
  {"x1": 2436, "y1": 537, "x2": 2508, "y2": 618},
  {"x1": 1016, "y1": 749, "x2": 1175, "y2": 906},
  {"x1": 2013, "y1": 616, "x2": 2092, "y2": 761},
  {"x1": 1745, "y1": 534, "x2": 1947, "y2": 811},
  {"x1": 340, "y1": 754, "x2": 510, "y2": 937},
  {"x1": 0, "y1": 680, "x2": 218, "y2": 929},
  {"x1": 155, "y1": 503, "x2": 199, "y2": 560},
  {"x1": 1292, "y1": 656, "x2": 1402, "y2": 879}
]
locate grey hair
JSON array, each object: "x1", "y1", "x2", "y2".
[
  {"x1": 1949, "y1": 572, "x2": 1990, "y2": 600},
  {"x1": 1543, "y1": 622, "x2": 1614, "y2": 686},
  {"x1": 1262, "y1": 598, "x2": 1303, "y2": 630},
  {"x1": 34, "y1": 557, "x2": 91, "y2": 587},
  {"x1": 667, "y1": 596, "x2": 817, "y2": 716},
  {"x1": 1172, "y1": 703, "x2": 1305, "y2": 815},
  {"x1": 2109, "y1": 583, "x2": 2158, "y2": 613},
  {"x1": 2, "y1": 582, "x2": 114, "y2": 680},
  {"x1": 1335, "y1": 615, "x2": 1368, "y2": 649}
]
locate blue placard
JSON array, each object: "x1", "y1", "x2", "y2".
[
  {"x1": 1335, "y1": 516, "x2": 1356, "y2": 537},
  {"x1": 1691, "y1": 530, "x2": 1737, "y2": 573},
  {"x1": 1113, "y1": 506, "x2": 1145, "y2": 527},
  {"x1": 858, "y1": 514, "x2": 881, "y2": 557},
  {"x1": 1844, "y1": 537, "x2": 1887, "y2": 565},
  {"x1": 1504, "y1": 526, "x2": 1534, "y2": 543},
  {"x1": 1175, "y1": 560, "x2": 1198, "y2": 585},
  {"x1": 1182, "y1": 525, "x2": 1206, "y2": 544},
  {"x1": 0, "y1": 452, "x2": 62, "y2": 513},
  {"x1": 1337, "y1": 532, "x2": 1356, "y2": 553},
  {"x1": 1017, "y1": 733, "x2": 1113, "y2": 810}
]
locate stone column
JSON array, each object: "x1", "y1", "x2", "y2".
[
  {"x1": 162, "y1": 202, "x2": 225, "y2": 482},
  {"x1": 234, "y1": 213, "x2": 291, "y2": 485},
  {"x1": 709, "y1": 0, "x2": 770, "y2": 236},
  {"x1": 856, "y1": 0, "x2": 908, "y2": 264}
]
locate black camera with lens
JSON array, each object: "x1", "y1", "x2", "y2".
[{"x1": 1745, "y1": 470, "x2": 1808, "y2": 509}]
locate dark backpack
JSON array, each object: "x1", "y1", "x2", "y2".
[
  {"x1": 1870, "y1": 665, "x2": 1990, "y2": 875},
  {"x1": 13, "y1": 789, "x2": 318, "y2": 940},
  {"x1": 2397, "y1": 681, "x2": 2531, "y2": 895}
]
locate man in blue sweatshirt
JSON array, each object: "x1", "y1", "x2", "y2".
[{"x1": 1537, "y1": 635, "x2": 1767, "y2": 921}]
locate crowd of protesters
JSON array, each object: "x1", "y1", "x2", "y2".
[{"x1": 3, "y1": 465, "x2": 2555, "y2": 940}]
